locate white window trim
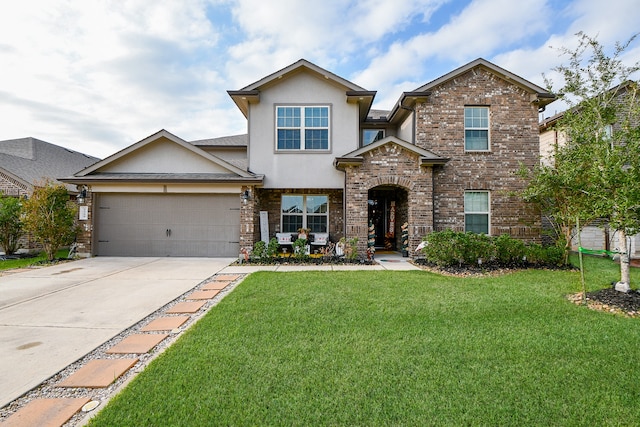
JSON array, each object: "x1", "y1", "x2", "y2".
[
  {"x1": 464, "y1": 190, "x2": 491, "y2": 235},
  {"x1": 464, "y1": 106, "x2": 490, "y2": 152},
  {"x1": 281, "y1": 194, "x2": 329, "y2": 233},
  {"x1": 275, "y1": 105, "x2": 331, "y2": 152}
]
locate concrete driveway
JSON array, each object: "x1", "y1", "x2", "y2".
[{"x1": 0, "y1": 257, "x2": 233, "y2": 408}]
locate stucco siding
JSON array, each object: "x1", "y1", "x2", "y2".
[
  {"x1": 104, "y1": 137, "x2": 230, "y2": 174},
  {"x1": 248, "y1": 72, "x2": 359, "y2": 188}
]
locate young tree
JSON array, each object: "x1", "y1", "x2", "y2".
[
  {"x1": 22, "y1": 181, "x2": 78, "y2": 261},
  {"x1": 0, "y1": 195, "x2": 24, "y2": 255},
  {"x1": 543, "y1": 32, "x2": 640, "y2": 287},
  {"x1": 520, "y1": 146, "x2": 597, "y2": 265}
]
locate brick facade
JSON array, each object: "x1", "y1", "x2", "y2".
[
  {"x1": 254, "y1": 188, "x2": 344, "y2": 244},
  {"x1": 415, "y1": 67, "x2": 541, "y2": 241},
  {"x1": 344, "y1": 143, "x2": 435, "y2": 254}
]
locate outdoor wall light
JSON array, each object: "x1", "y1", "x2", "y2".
[
  {"x1": 240, "y1": 189, "x2": 251, "y2": 203},
  {"x1": 77, "y1": 187, "x2": 87, "y2": 204}
]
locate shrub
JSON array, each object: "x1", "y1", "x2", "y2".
[
  {"x1": 420, "y1": 230, "x2": 564, "y2": 269},
  {"x1": 251, "y1": 241, "x2": 266, "y2": 259},
  {"x1": 421, "y1": 229, "x2": 466, "y2": 267},
  {"x1": 494, "y1": 234, "x2": 527, "y2": 267},
  {"x1": 0, "y1": 196, "x2": 23, "y2": 255},
  {"x1": 266, "y1": 237, "x2": 280, "y2": 258},
  {"x1": 460, "y1": 232, "x2": 496, "y2": 266},
  {"x1": 293, "y1": 238, "x2": 309, "y2": 260}
]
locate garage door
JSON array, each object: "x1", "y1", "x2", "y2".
[{"x1": 95, "y1": 194, "x2": 240, "y2": 257}]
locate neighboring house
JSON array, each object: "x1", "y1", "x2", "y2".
[
  {"x1": 64, "y1": 58, "x2": 555, "y2": 258},
  {"x1": 0, "y1": 137, "x2": 99, "y2": 253},
  {"x1": 0, "y1": 137, "x2": 99, "y2": 197},
  {"x1": 539, "y1": 81, "x2": 640, "y2": 259}
]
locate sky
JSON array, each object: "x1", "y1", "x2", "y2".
[{"x1": 0, "y1": 0, "x2": 639, "y2": 159}]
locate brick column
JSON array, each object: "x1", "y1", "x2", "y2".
[
  {"x1": 239, "y1": 186, "x2": 257, "y2": 253},
  {"x1": 75, "y1": 187, "x2": 93, "y2": 257}
]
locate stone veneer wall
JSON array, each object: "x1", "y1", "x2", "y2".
[
  {"x1": 415, "y1": 67, "x2": 541, "y2": 241},
  {"x1": 343, "y1": 143, "x2": 435, "y2": 255},
  {"x1": 75, "y1": 190, "x2": 93, "y2": 257}
]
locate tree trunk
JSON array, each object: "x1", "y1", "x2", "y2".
[{"x1": 618, "y1": 229, "x2": 630, "y2": 286}]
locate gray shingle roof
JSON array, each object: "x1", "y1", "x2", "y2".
[
  {"x1": 190, "y1": 134, "x2": 248, "y2": 147},
  {"x1": 0, "y1": 137, "x2": 99, "y2": 192}
]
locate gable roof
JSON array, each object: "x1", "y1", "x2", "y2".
[
  {"x1": 0, "y1": 137, "x2": 99, "y2": 192},
  {"x1": 64, "y1": 129, "x2": 262, "y2": 185},
  {"x1": 386, "y1": 58, "x2": 557, "y2": 125},
  {"x1": 334, "y1": 136, "x2": 449, "y2": 169},
  {"x1": 228, "y1": 59, "x2": 376, "y2": 121}
]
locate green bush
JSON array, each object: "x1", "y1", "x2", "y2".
[
  {"x1": 420, "y1": 230, "x2": 564, "y2": 269},
  {"x1": 420, "y1": 229, "x2": 467, "y2": 267},
  {"x1": 266, "y1": 237, "x2": 280, "y2": 258},
  {"x1": 293, "y1": 238, "x2": 309, "y2": 260},
  {"x1": 251, "y1": 241, "x2": 266, "y2": 259},
  {"x1": 494, "y1": 234, "x2": 527, "y2": 266}
]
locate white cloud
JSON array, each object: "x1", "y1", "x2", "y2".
[
  {"x1": 352, "y1": 0, "x2": 554, "y2": 108},
  {"x1": 0, "y1": 0, "x2": 222, "y2": 157},
  {"x1": 0, "y1": 0, "x2": 638, "y2": 158}
]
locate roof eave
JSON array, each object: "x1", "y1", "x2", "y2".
[
  {"x1": 420, "y1": 157, "x2": 450, "y2": 166},
  {"x1": 387, "y1": 91, "x2": 431, "y2": 124},
  {"x1": 346, "y1": 90, "x2": 377, "y2": 122},
  {"x1": 60, "y1": 175, "x2": 265, "y2": 185},
  {"x1": 227, "y1": 90, "x2": 260, "y2": 118},
  {"x1": 333, "y1": 157, "x2": 364, "y2": 170}
]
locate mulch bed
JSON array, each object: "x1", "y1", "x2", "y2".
[{"x1": 569, "y1": 288, "x2": 640, "y2": 318}]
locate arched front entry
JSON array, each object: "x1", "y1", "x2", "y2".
[{"x1": 368, "y1": 186, "x2": 408, "y2": 251}]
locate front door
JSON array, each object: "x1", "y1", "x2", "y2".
[{"x1": 368, "y1": 188, "x2": 403, "y2": 250}]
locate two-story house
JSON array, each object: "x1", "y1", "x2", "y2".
[{"x1": 64, "y1": 58, "x2": 555, "y2": 258}]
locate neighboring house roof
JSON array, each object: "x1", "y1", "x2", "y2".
[
  {"x1": 386, "y1": 58, "x2": 557, "y2": 125},
  {"x1": 228, "y1": 58, "x2": 376, "y2": 122},
  {"x1": 539, "y1": 80, "x2": 636, "y2": 131},
  {"x1": 334, "y1": 136, "x2": 449, "y2": 169},
  {"x1": 64, "y1": 129, "x2": 263, "y2": 185},
  {"x1": 0, "y1": 137, "x2": 99, "y2": 193},
  {"x1": 190, "y1": 134, "x2": 248, "y2": 147}
]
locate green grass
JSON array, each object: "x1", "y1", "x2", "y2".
[
  {"x1": 0, "y1": 249, "x2": 70, "y2": 271},
  {"x1": 89, "y1": 256, "x2": 640, "y2": 426}
]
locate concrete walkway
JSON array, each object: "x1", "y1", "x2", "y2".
[{"x1": 0, "y1": 257, "x2": 234, "y2": 408}]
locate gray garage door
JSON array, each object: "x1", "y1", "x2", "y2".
[{"x1": 95, "y1": 194, "x2": 240, "y2": 257}]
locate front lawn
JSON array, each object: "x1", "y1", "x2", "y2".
[
  {"x1": 88, "y1": 257, "x2": 640, "y2": 426},
  {"x1": 0, "y1": 249, "x2": 70, "y2": 271}
]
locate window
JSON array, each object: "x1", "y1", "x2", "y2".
[
  {"x1": 281, "y1": 195, "x2": 328, "y2": 233},
  {"x1": 464, "y1": 191, "x2": 490, "y2": 234},
  {"x1": 464, "y1": 107, "x2": 489, "y2": 151},
  {"x1": 276, "y1": 106, "x2": 329, "y2": 150},
  {"x1": 363, "y1": 129, "x2": 385, "y2": 146}
]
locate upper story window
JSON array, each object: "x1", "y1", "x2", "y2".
[
  {"x1": 276, "y1": 106, "x2": 329, "y2": 151},
  {"x1": 363, "y1": 129, "x2": 385, "y2": 146},
  {"x1": 464, "y1": 106, "x2": 489, "y2": 151}
]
